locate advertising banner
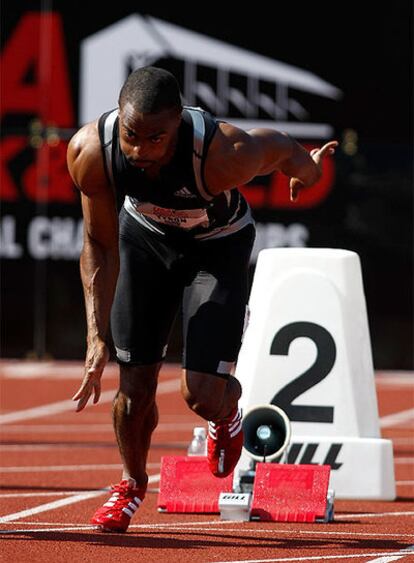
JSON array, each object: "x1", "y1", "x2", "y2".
[{"x1": 1, "y1": 4, "x2": 412, "y2": 366}]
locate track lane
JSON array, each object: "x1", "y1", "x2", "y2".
[{"x1": 0, "y1": 361, "x2": 413, "y2": 563}]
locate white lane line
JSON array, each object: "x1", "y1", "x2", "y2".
[
  {"x1": 0, "y1": 491, "x2": 108, "y2": 499},
  {"x1": 212, "y1": 547, "x2": 414, "y2": 563},
  {"x1": 0, "y1": 473, "x2": 160, "y2": 523},
  {"x1": 0, "y1": 378, "x2": 180, "y2": 425},
  {"x1": 0, "y1": 362, "x2": 116, "y2": 379},
  {"x1": 380, "y1": 408, "x2": 414, "y2": 428},
  {"x1": 366, "y1": 555, "x2": 404, "y2": 563},
  {"x1": 376, "y1": 372, "x2": 414, "y2": 386},
  {"x1": 366, "y1": 545, "x2": 414, "y2": 563},
  {"x1": 394, "y1": 458, "x2": 414, "y2": 464},
  {"x1": 2, "y1": 372, "x2": 118, "y2": 381},
  {"x1": 0, "y1": 526, "x2": 95, "y2": 534},
  {"x1": 397, "y1": 481, "x2": 414, "y2": 485},
  {"x1": 0, "y1": 396, "x2": 115, "y2": 425},
  {"x1": 0, "y1": 424, "x2": 114, "y2": 433},
  {"x1": 0, "y1": 445, "x2": 100, "y2": 452},
  {"x1": 366, "y1": 557, "x2": 407, "y2": 562},
  {"x1": 0, "y1": 522, "x2": 91, "y2": 526},
  {"x1": 377, "y1": 381, "x2": 414, "y2": 388},
  {"x1": 0, "y1": 361, "x2": 181, "y2": 380},
  {"x1": 0, "y1": 441, "x2": 188, "y2": 451},
  {"x1": 0, "y1": 462, "x2": 160, "y2": 473},
  {"x1": 335, "y1": 511, "x2": 414, "y2": 520},
  {"x1": 0, "y1": 490, "x2": 105, "y2": 523},
  {"x1": 0, "y1": 422, "x2": 194, "y2": 433},
  {"x1": 391, "y1": 438, "x2": 414, "y2": 446}
]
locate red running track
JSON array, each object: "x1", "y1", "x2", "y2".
[{"x1": 0, "y1": 361, "x2": 413, "y2": 563}]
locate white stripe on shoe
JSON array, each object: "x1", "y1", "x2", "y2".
[
  {"x1": 231, "y1": 409, "x2": 242, "y2": 423},
  {"x1": 229, "y1": 420, "x2": 242, "y2": 438},
  {"x1": 208, "y1": 408, "x2": 242, "y2": 440}
]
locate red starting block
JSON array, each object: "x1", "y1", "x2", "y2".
[
  {"x1": 251, "y1": 463, "x2": 332, "y2": 522},
  {"x1": 157, "y1": 456, "x2": 233, "y2": 513}
]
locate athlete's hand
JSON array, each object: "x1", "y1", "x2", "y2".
[
  {"x1": 289, "y1": 140, "x2": 338, "y2": 202},
  {"x1": 72, "y1": 339, "x2": 109, "y2": 412}
]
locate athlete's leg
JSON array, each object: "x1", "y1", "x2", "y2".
[
  {"x1": 92, "y1": 363, "x2": 160, "y2": 533},
  {"x1": 113, "y1": 362, "x2": 162, "y2": 488},
  {"x1": 181, "y1": 370, "x2": 241, "y2": 421},
  {"x1": 181, "y1": 368, "x2": 244, "y2": 478}
]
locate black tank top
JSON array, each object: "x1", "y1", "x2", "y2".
[{"x1": 98, "y1": 106, "x2": 253, "y2": 240}]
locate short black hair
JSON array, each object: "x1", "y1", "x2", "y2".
[{"x1": 118, "y1": 66, "x2": 182, "y2": 114}]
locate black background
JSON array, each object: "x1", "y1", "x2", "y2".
[{"x1": 1, "y1": 2, "x2": 413, "y2": 367}]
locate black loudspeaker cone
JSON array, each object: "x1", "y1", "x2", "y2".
[
  {"x1": 242, "y1": 405, "x2": 290, "y2": 461},
  {"x1": 254, "y1": 424, "x2": 283, "y2": 456}
]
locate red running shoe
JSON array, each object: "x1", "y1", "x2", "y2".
[
  {"x1": 91, "y1": 478, "x2": 146, "y2": 532},
  {"x1": 207, "y1": 407, "x2": 243, "y2": 477}
]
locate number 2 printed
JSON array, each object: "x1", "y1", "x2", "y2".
[{"x1": 271, "y1": 322, "x2": 336, "y2": 423}]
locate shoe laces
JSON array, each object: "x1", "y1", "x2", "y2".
[
  {"x1": 103, "y1": 480, "x2": 144, "y2": 512},
  {"x1": 110, "y1": 480, "x2": 136, "y2": 497}
]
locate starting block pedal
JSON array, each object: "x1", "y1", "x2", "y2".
[
  {"x1": 250, "y1": 463, "x2": 333, "y2": 522},
  {"x1": 157, "y1": 456, "x2": 233, "y2": 513}
]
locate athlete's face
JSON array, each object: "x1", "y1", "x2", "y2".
[{"x1": 119, "y1": 102, "x2": 182, "y2": 169}]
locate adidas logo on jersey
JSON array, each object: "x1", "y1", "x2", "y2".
[{"x1": 174, "y1": 187, "x2": 196, "y2": 198}]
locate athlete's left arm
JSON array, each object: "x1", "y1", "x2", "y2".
[{"x1": 205, "y1": 121, "x2": 337, "y2": 201}]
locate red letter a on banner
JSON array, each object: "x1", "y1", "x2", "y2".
[{"x1": 0, "y1": 12, "x2": 74, "y2": 126}]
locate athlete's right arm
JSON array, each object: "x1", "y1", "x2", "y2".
[{"x1": 66, "y1": 122, "x2": 120, "y2": 412}]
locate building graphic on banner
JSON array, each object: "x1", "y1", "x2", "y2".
[{"x1": 80, "y1": 15, "x2": 341, "y2": 139}]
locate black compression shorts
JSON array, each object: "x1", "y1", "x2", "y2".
[{"x1": 111, "y1": 207, "x2": 255, "y2": 376}]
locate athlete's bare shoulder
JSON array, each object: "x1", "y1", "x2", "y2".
[
  {"x1": 204, "y1": 120, "x2": 262, "y2": 194},
  {"x1": 67, "y1": 120, "x2": 109, "y2": 196}
]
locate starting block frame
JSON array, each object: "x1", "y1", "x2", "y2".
[{"x1": 158, "y1": 455, "x2": 334, "y2": 522}]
